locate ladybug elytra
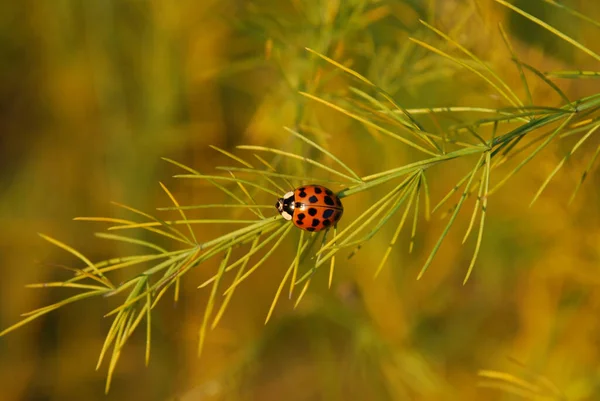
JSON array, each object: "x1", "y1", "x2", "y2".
[{"x1": 276, "y1": 185, "x2": 343, "y2": 232}]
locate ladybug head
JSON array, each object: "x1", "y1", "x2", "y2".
[{"x1": 276, "y1": 191, "x2": 294, "y2": 221}]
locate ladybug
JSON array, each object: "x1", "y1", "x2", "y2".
[{"x1": 276, "y1": 185, "x2": 343, "y2": 232}]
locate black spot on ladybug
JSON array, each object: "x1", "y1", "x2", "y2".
[
  {"x1": 295, "y1": 202, "x2": 303, "y2": 208},
  {"x1": 308, "y1": 195, "x2": 318, "y2": 203},
  {"x1": 323, "y1": 219, "x2": 331, "y2": 227},
  {"x1": 296, "y1": 220, "x2": 303, "y2": 225},
  {"x1": 297, "y1": 213, "x2": 306, "y2": 220},
  {"x1": 314, "y1": 187, "x2": 323, "y2": 194},
  {"x1": 325, "y1": 189, "x2": 333, "y2": 196},
  {"x1": 322, "y1": 209, "x2": 334, "y2": 219},
  {"x1": 308, "y1": 208, "x2": 317, "y2": 216},
  {"x1": 298, "y1": 191, "x2": 307, "y2": 198},
  {"x1": 306, "y1": 227, "x2": 315, "y2": 232},
  {"x1": 311, "y1": 219, "x2": 320, "y2": 227},
  {"x1": 298, "y1": 187, "x2": 305, "y2": 191},
  {"x1": 324, "y1": 196, "x2": 335, "y2": 206}
]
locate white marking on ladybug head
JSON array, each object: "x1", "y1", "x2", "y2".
[
  {"x1": 283, "y1": 191, "x2": 294, "y2": 200},
  {"x1": 280, "y1": 210, "x2": 293, "y2": 221}
]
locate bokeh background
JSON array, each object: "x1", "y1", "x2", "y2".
[{"x1": 1, "y1": 0, "x2": 600, "y2": 400}]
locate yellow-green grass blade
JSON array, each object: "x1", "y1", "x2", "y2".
[
  {"x1": 305, "y1": 47, "x2": 428, "y2": 134},
  {"x1": 105, "y1": 309, "x2": 128, "y2": 393},
  {"x1": 265, "y1": 257, "x2": 296, "y2": 324},
  {"x1": 25, "y1": 282, "x2": 109, "y2": 291},
  {"x1": 198, "y1": 222, "x2": 288, "y2": 288},
  {"x1": 542, "y1": 0, "x2": 600, "y2": 28},
  {"x1": 211, "y1": 235, "x2": 261, "y2": 329},
  {"x1": 405, "y1": 106, "x2": 527, "y2": 122},
  {"x1": 155, "y1": 239, "x2": 245, "y2": 295},
  {"x1": 491, "y1": 110, "x2": 570, "y2": 156},
  {"x1": 498, "y1": 23, "x2": 532, "y2": 107},
  {"x1": 560, "y1": 121, "x2": 600, "y2": 139},
  {"x1": 107, "y1": 219, "x2": 263, "y2": 231},
  {"x1": 432, "y1": 169, "x2": 475, "y2": 215},
  {"x1": 303, "y1": 177, "x2": 417, "y2": 281},
  {"x1": 223, "y1": 224, "x2": 294, "y2": 295},
  {"x1": 340, "y1": 147, "x2": 484, "y2": 200},
  {"x1": 494, "y1": 0, "x2": 600, "y2": 62},
  {"x1": 409, "y1": 37, "x2": 520, "y2": 109},
  {"x1": 123, "y1": 303, "x2": 150, "y2": 348},
  {"x1": 212, "y1": 143, "x2": 284, "y2": 215},
  {"x1": 339, "y1": 177, "x2": 417, "y2": 250},
  {"x1": 531, "y1": 124, "x2": 600, "y2": 206},
  {"x1": 462, "y1": 169, "x2": 486, "y2": 245},
  {"x1": 94, "y1": 233, "x2": 168, "y2": 254},
  {"x1": 319, "y1": 175, "x2": 416, "y2": 255},
  {"x1": 294, "y1": 278, "x2": 312, "y2": 309},
  {"x1": 450, "y1": 110, "x2": 557, "y2": 133},
  {"x1": 105, "y1": 277, "x2": 154, "y2": 317},
  {"x1": 195, "y1": 216, "x2": 281, "y2": 254},
  {"x1": 209, "y1": 145, "x2": 253, "y2": 168},
  {"x1": 162, "y1": 157, "x2": 264, "y2": 219},
  {"x1": 174, "y1": 174, "x2": 280, "y2": 197},
  {"x1": 66, "y1": 251, "x2": 190, "y2": 284},
  {"x1": 199, "y1": 247, "x2": 232, "y2": 357},
  {"x1": 38, "y1": 233, "x2": 113, "y2": 288},
  {"x1": 420, "y1": 170, "x2": 431, "y2": 221},
  {"x1": 100, "y1": 276, "x2": 145, "y2": 370},
  {"x1": 409, "y1": 177, "x2": 421, "y2": 254},
  {"x1": 463, "y1": 125, "x2": 489, "y2": 147},
  {"x1": 417, "y1": 153, "x2": 485, "y2": 280},
  {"x1": 159, "y1": 182, "x2": 197, "y2": 244},
  {"x1": 284, "y1": 126, "x2": 363, "y2": 181},
  {"x1": 75, "y1": 216, "x2": 191, "y2": 245},
  {"x1": 210, "y1": 146, "x2": 288, "y2": 197},
  {"x1": 328, "y1": 226, "x2": 338, "y2": 288},
  {"x1": 151, "y1": 252, "x2": 199, "y2": 308},
  {"x1": 419, "y1": 19, "x2": 522, "y2": 108},
  {"x1": 145, "y1": 281, "x2": 151, "y2": 366},
  {"x1": 464, "y1": 152, "x2": 491, "y2": 284},
  {"x1": 569, "y1": 143, "x2": 600, "y2": 204},
  {"x1": 490, "y1": 113, "x2": 576, "y2": 195},
  {"x1": 96, "y1": 308, "x2": 127, "y2": 371},
  {"x1": 300, "y1": 91, "x2": 438, "y2": 156},
  {"x1": 374, "y1": 183, "x2": 417, "y2": 278},
  {"x1": 108, "y1": 201, "x2": 194, "y2": 245},
  {"x1": 348, "y1": 87, "x2": 440, "y2": 152},
  {"x1": 305, "y1": 46, "x2": 373, "y2": 86},
  {"x1": 519, "y1": 62, "x2": 571, "y2": 108},
  {"x1": 228, "y1": 171, "x2": 264, "y2": 219},
  {"x1": 174, "y1": 277, "x2": 181, "y2": 303},
  {"x1": 546, "y1": 70, "x2": 600, "y2": 79},
  {"x1": 359, "y1": 146, "x2": 484, "y2": 182},
  {"x1": 215, "y1": 166, "x2": 348, "y2": 186},
  {"x1": 237, "y1": 145, "x2": 360, "y2": 183},
  {"x1": 289, "y1": 230, "x2": 305, "y2": 298},
  {"x1": 157, "y1": 204, "x2": 274, "y2": 211},
  {"x1": 253, "y1": 153, "x2": 293, "y2": 191},
  {"x1": 48, "y1": 263, "x2": 111, "y2": 287},
  {"x1": 296, "y1": 230, "x2": 334, "y2": 283},
  {"x1": 0, "y1": 289, "x2": 107, "y2": 337},
  {"x1": 477, "y1": 370, "x2": 544, "y2": 396}
]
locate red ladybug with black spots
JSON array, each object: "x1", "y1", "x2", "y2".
[{"x1": 275, "y1": 185, "x2": 343, "y2": 232}]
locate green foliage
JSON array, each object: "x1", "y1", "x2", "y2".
[{"x1": 2, "y1": 0, "x2": 600, "y2": 397}]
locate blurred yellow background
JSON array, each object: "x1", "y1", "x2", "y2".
[{"x1": 1, "y1": 1, "x2": 600, "y2": 400}]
